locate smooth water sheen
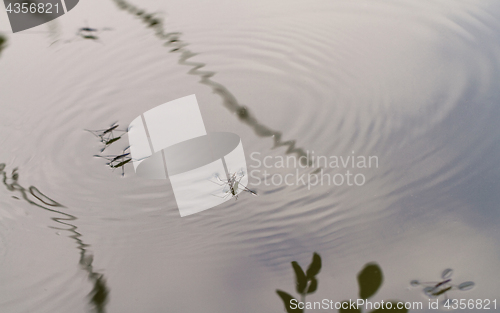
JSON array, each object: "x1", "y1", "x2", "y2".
[{"x1": 1, "y1": 0, "x2": 499, "y2": 312}]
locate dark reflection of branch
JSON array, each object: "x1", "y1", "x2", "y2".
[
  {"x1": 0, "y1": 33, "x2": 7, "y2": 56},
  {"x1": 112, "y1": 0, "x2": 312, "y2": 166},
  {"x1": 0, "y1": 163, "x2": 109, "y2": 313}
]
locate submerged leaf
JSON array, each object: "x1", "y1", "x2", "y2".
[
  {"x1": 358, "y1": 263, "x2": 383, "y2": 299},
  {"x1": 306, "y1": 252, "x2": 322, "y2": 279},
  {"x1": 410, "y1": 280, "x2": 420, "y2": 286}
]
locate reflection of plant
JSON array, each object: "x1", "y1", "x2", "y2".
[
  {"x1": 410, "y1": 269, "x2": 474, "y2": 300},
  {"x1": 276, "y1": 252, "x2": 322, "y2": 313},
  {"x1": 276, "y1": 255, "x2": 409, "y2": 313},
  {"x1": 0, "y1": 163, "x2": 109, "y2": 313},
  {"x1": 339, "y1": 263, "x2": 408, "y2": 313}
]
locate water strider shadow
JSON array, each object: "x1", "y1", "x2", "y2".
[
  {"x1": 277, "y1": 252, "x2": 408, "y2": 312},
  {"x1": 111, "y1": 0, "x2": 312, "y2": 166},
  {"x1": 0, "y1": 163, "x2": 109, "y2": 313}
]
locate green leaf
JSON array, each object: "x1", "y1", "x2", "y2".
[
  {"x1": 306, "y1": 277, "x2": 318, "y2": 294},
  {"x1": 357, "y1": 263, "x2": 383, "y2": 299},
  {"x1": 291, "y1": 261, "x2": 308, "y2": 294},
  {"x1": 305, "y1": 252, "x2": 322, "y2": 279},
  {"x1": 276, "y1": 290, "x2": 303, "y2": 313},
  {"x1": 339, "y1": 300, "x2": 362, "y2": 313},
  {"x1": 370, "y1": 301, "x2": 409, "y2": 312}
]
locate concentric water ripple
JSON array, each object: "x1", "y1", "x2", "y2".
[{"x1": 1, "y1": 0, "x2": 500, "y2": 312}]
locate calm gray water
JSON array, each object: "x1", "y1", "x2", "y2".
[{"x1": 1, "y1": 0, "x2": 499, "y2": 312}]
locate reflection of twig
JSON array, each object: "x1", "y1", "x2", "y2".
[
  {"x1": 111, "y1": 0, "x2": 313, "y2": 166},
  {"x1": 0, "y1": 163, "x2": 109, "y2": 313}
]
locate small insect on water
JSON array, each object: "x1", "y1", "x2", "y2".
[
  {"x1": 51, "y1": 21, "x2": 113, "y2": 46},
  {"x1": 410, "y1": 268, "x2": 475, "y2": 300},
  {"x1": 94, "y1": 146, "x2": 133, "y2": 176},
  {"x1": 76, "y1": 24, "x2": 112, "y2": 41},
  {"x1": 210, "y1": 169, "x2": 257, "y2": 200},
  {"x1": 85, "y1": 122, "x2": 127, "y2": 152}
]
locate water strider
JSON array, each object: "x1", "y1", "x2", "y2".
[
  {"x1": 410, "y1": 269, "x2": 475, "y2": 299},
  {"x1": 85, "y1": 122, "x2": 123, "y2": 140},
  {"x1": 76, "y1": 23, "x2": 113, "y2": 40},
  {"x1": 85, "y1": 122, "x2": 127, "y2": 152},
  {"x1": 51, "y1": 22, "x2": 113, "y2": 45},
  {"x1": 210, "y1": 170, "x2": 257, "y2": 200},
  {"x1": 94, "y1": 146, "x2": 133, "y2": 176}
]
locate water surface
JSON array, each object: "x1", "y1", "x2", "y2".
[{"x1": 1, "y1": 0, "x2": 499, "y2": 312}]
